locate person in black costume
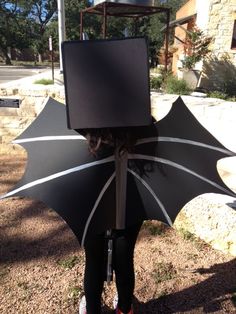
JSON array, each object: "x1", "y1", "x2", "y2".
[
  {"x1": 78, "y1": 127, "x2": 143, "y2": 314},
  {"x1": 83, "y1": 223, "x2": 142, "y2": 314}
]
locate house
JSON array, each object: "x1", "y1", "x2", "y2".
[{"x1": 170, "y1": 0, "x2": 236, "y2": 92}]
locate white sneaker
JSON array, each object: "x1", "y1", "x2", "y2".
[
  {"x1": 113, "y1": 294, "x2": 118, "y2": 309},
  {"x1": 79, "y1": 295, "x2": 87, "y2": 314}
]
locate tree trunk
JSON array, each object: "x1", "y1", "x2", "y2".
[
  {"x1": 38, "y1": 53, "x2": 42, "y2": 63},
  {"x1": 3, "y1": 49, "x2": 12, "y2": 65}
]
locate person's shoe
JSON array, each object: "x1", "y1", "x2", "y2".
[
  {"x1": 115, "y1": 305, "x2": 134, "y2": 314},
  {"x1": 79, "y1": 295, "x2": 87, "y2": 314},
  {"x1": 113, "y1": 294, "x2": 134, "y2": 314},
  {"x1": 113, "y1": 294, "x2": 118, "y2": 309}
]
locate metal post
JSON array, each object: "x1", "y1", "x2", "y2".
[
  {"x1": 134, "y1": 17, "x2": 139, "y2": 36},
  {"x1": 80, "y1": 11, "x2": 84, "y2": 40},
  {"x1": 57, "y1": 0, "x2": 66, "y2": 73},
  {"x1": 115, "y1": 147, "x2": 128, "y2": 230},
  {"x1": 165, "y1": 9, "x2": 170, "y2": 73},
  {"x1": 49, "y1": 36, "x2": 54, "y2": 83},
  {"x1": 103, "y1": 3, "x2": 107, "y2": 38},
  {"x1": 106, "y1": 229, "x2": 113, "y2": 284}
]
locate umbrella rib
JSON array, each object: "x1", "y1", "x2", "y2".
[
  {"x1": 136, "y1": 137, "x2": 234, "y2": 156},
  {"x1": 0, "y1": 156, "x2": 115, "y2": 200},
  {"x1": 81, "y1": 172, "x2": 116, "y2": 248},
  {"x1": 13, "y1": 135, "x2": 86, "y2": 144},
  {"x1": 128, "y1": 154, "x2": 236, "y2": 198},
  {"x1": 128, "y1": 168, "x2": 173, "y2": 226}
]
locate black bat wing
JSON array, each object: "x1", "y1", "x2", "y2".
[{"x1": 126, "y1": 97, "x2": 236, "y2": 226}]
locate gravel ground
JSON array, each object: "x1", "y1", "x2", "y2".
[{"x1": 0, "y1": 155, "x2": 236, "y2": 314}]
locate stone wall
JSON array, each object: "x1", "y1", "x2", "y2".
[
  {"x1": 173, "y1": 0, "x2": 236, "y2": 91},
  {"x1": 0, "y1": 85, "x2": 65, "y2": 154},
  {"x1": 201, "y1": 0, "x2": 236, "y2": 90},
  {"x1": 207, "y1": 0, "x2": 236, "y2": 61}
]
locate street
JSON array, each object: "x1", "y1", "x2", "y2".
[{"x1": 0, "y1": 66, "x2": 49, "y2": 84}]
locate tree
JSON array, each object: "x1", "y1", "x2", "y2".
[
  {"x1": 0, "y1": 1, "x2": 32, "y2": 64},
  {"x1": 26, "y1": 0, "x2": 57, "y2": 62},
  {"x1": 182, "y1": 26, "x2": 212, "y2": 70},
  {"x1": 0, "y1": 0, "x2": 188, "y2": 65},
  {"x1": 0, "y1": 0, "x2": 57, "y2": 64}
]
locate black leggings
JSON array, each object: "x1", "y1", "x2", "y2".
[{"x1": 84, "y1": 222, "x2": 142, "y2": 314}]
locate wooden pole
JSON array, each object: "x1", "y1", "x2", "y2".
[
  {"x1": 165, "y1": 9, "x2": 170, "y2": 72},
  {"x1": 103, "y1": 3, "x2": 107, "y2": 38},
  {"x1": 80, "y1": 11, "x2": 84, "y2": 40}
]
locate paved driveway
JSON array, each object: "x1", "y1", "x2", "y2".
[{"x1": 0, "y1": 66, "x2": 49, "y2": 85}]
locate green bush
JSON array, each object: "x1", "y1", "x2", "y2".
[
  {"x1": 163, "y1": 75, "x2": 192, "y2": 95},
  {"x1": 207, "y1": 90, "x2": 228, "y2": 100},
  {"x1": 223, "y1": 78, "x2": 236, "y2": 97},
  {"x1": 207, "y1": 90, "x2": 236, "y2": 101},
  {"x1": 150, "y1": 76, "x2": 162, "y2": 90}
]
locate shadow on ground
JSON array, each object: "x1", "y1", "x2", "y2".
[
  {"x1": 0, "y1": 200, "x2": 81, "y2": 264},
  {"x1": 131, "y1": 258, "x2": 236, "y2": 313}
]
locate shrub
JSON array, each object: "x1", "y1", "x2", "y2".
[
  {"x1": 163, "y1": 75, "x2": 192, "y2": 95},
  {"x1": 223, "y1": 79, "x2": 236, "y2": 97},
  {"x1": 150, "y1": 76, "x2": 162, "y2": 90},
  {"x1": 207, "y1": 91, "x2": 228, "y2": 100},
  {"x1": 182, "y1": 26, "x2": 212, "y2": 70}
]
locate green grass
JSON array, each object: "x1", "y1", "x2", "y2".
[
  {"x1": 34, "y1": 78, "x2": 54, "y2": 85},
  {"x1": 152, "y1": 262, "x2": 177, "y2": 284},
  {"x1": 178, "y1": 228, "x2": 208, "y2": 250},
  {"x1": 143, "y1": 221, "x2": 167, "y2": 236},
  {"x1": 178, "y1": 228, "x2": 196, "y2": 241},
  {"x1": 67, "y1": 286, "x2": 82, "y2": 300},
  {"x1": 57, "y1": 255, "x2": 80, "y2": 270},
  {"x1": 6, "y1": 60, "x2": 59, "y2": 67}
]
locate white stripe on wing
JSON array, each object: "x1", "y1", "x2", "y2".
[
  {"x1": 128, "y1": 154, "x2": 235, "y2": 198},
  {"x1": 136, "y1": 137, "x2": 234, "y2": 156},
  {"x1": 13, "y1": 135, "x2": 86, "y2": 144},
  {"x1": 0, "y1": 156, "x2": 114, "y2": 200},
  {"x1": 128, "y1": 168, "x2": 173, "y2": 226},
  {"x1": 81, "y1": 172, "x2": 116, "y2": 247}
]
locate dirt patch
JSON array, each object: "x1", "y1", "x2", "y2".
[{"x1": 0, "y1": 155, "x2": 236, "y2": 313}]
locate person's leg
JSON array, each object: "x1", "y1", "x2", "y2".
[
  {"x1": 83, "y1": 233, "x2": 106, "y2": 314},
  {"x1": 113, "y1": 222, "x2": 142, "y2": 313}
]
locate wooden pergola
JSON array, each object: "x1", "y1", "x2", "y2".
[{"x1": 80, "y1": 1, "x2": 171, "y2": 70}]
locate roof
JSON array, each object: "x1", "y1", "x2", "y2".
[
  {"x1": 82, "y1": 2, "x2": 170, "y2": 18},
  {"x1": 161, "y1": 13, "x2": 196, "y2": 31}
]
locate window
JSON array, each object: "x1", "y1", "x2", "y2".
[{"x1": 231, "y1": 20, "x2": 236, "y2": 49}]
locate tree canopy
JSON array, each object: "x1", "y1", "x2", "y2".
[{"x1": 0, "y1": 0, "x2": 187, "y2": 64}]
